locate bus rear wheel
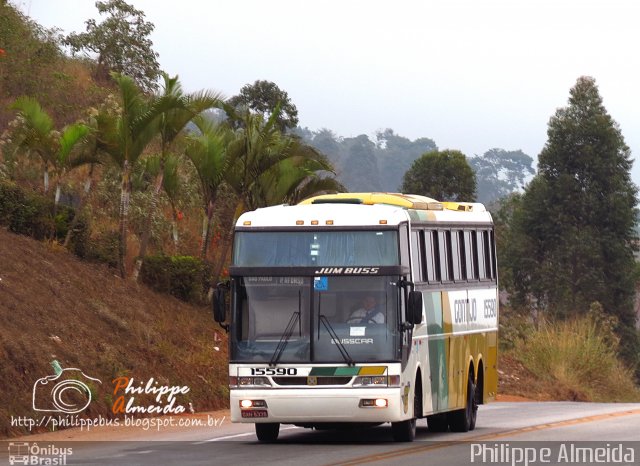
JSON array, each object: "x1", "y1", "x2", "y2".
[
  {"x1": 448, "y1": 374, "x2": 477, "y2": 432},
  {"x1": 255, "y1": 422, "x2": 280, "y2": 442},
  {"x1": 426, "y1": 413, "x2": 448, "y2": 432}
]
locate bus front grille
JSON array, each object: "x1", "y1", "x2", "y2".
[{"x1": 272, "y1": 376, "x2": 352, "y2": 386}]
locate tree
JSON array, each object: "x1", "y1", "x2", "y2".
[
  {"x1": 205, "y1": 106, "x2": 311, "y2": 279},
  {"x1": 9, "y1": 97, "x2": 91, "y2": 201},
  {"x1": 132, "y1": 73, "x2": 222, "y2": 279},
  {"x1": 249, "y1": 140, "x2": 344, "y2": 208},
  {"x1": 311, "y1": 128, "x2": 341, "y2": 155},
  {"x1": 228, "y1": 80, "x2": 299, "y2": 132},
  {"x1": 400, "y1": 149, "x2": 476, "y2": 201},
  {"x1": 508, "y1": 76, "x2": 639, "y2": 374},
  {"x1": 96, "y1": 73, "x2": 179, "y2": 278},
  {"x1": 64, "y1": 101, "x2": 117, "y2": 248},
  {"x1": 341, "y1": 134, "x2": 382, "y2": 192},
  {"x1": 469, "y1": 148, "x2": 535, "y2": 205},
  {"x1": 376, "y1": 129, "x2": 437, "y2": 192},
  {"x1": 65, "y1": 0, "x2": 161, "y2": 92},
  {"x1": 184, "y1": 117, "x2": 233, "y2": 259}
]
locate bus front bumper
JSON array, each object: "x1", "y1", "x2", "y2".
[{"x1": 230, "y1": 387, "x2": 409, "y2": 424}]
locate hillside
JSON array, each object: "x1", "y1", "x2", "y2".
[{"x1": 0, "y1": 227, "x2": 228, "y2": 437}]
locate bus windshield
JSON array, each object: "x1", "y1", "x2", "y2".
[
  {"x1": 231, "y1": 275, "x2": 400, "y2": 363},
  {"x1": 233, "y1": 230, "x2": 399, "y2": 267}
]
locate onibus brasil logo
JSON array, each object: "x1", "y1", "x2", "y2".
[{"x1": 32, "y1": 361, "x2": 102, "y2": 414}]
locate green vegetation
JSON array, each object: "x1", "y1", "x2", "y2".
[
  {"x1": 498, "y1": 77, "x2": 640, "y2": 380},
  {"x1": 1, "y1": 0, "x2": 344, "y2": 284},
  {"x1": 140, "y1": 254, "x2": 212, "y2": 304},
  {"x1": 468, "y1": 149, "x2": 535, "y2": 205},
  {"x1": 65, "y1": 0, "x2": 161, "y2": 92},
  {"x1": 228, "y1": 80, "x2": 299, "y2": 132},
  {"x1": 401, "y1": 149, "x2": 477, "y2": 201}
]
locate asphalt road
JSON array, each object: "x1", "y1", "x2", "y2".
[{"x1": 3, "y1": 402, "x2": 639, "y2": 466}]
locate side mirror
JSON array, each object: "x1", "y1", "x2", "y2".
[
  {"x1": 212, "y1": 281, "x2": 229, "y2": 330},
  {"x1": 407, "y1": 290, "x2": 423, "y2": 325}
]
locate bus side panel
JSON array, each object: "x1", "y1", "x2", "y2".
[
  {"x1": 444, "y1": 290, "x2": 470, "y2": 410},
  {"x1": 485, "y1": 330, "x2": 498, "y2": 402},
  {"x1": 424, "y1": 291, "x2": 447, "y2": 413},
  {"x1": 468, "y1": 287, "x2": 499, "y2": 402}
]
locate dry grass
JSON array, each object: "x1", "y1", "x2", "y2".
[{"x1": 509, "y1": 317, "x2": 640, "y2": 402}]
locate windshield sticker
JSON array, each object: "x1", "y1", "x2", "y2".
[
  {"x1": 313, "y1": 276, "x2": 328, "y2": 291},
  {"x1": 350, "y1": 326, "x2": 366, "y2": 337}
]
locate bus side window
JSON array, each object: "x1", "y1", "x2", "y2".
[
  {"x1": 451, "y1": 230, "x2": 461, "y2": 281},
  {"x1": 400, "y1": 224, "x2": 410, "y2": 272},
  {"x1": 483, "y1": 230, "x2": 493, "y2": 280},
  {"x1": 425, "y1": 230, "x2": 440, "y2": 283},
  {"x1": 464, "y1": 230, "x2": 476, "y2": 280},
  {"x1": 477, "y1": 230, "x2": 487, "y2": 280},
  {"x1": 411, "y1": 230, "x2": 422, "y2": 281},
  {"x1": 456, "y1": 230, "x2": 467, "y2": 281},
  {"x1": 439, "y1": 230, "x2": 454, "y2": 282}
]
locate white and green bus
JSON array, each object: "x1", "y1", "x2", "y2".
[{"x1": 213, "y1": 193, "x2": 499, "y2": 442}]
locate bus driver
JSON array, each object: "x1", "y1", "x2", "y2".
[{"x1": 347, "y1": 296, "x2": 384, "y2": 324}]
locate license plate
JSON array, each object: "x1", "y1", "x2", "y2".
[{"x1": 241, "y1": 410, "x2": 268, "y2": 418}]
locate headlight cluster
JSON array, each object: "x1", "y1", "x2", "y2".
[
  {"x1": 229, "y1": 376, "x2": 271, "y2": 388},
  {"x1": 240, "y1": 399, "x2": 267, "y2": 408},
  {"x1": 353, "y1": 376, "x2": 388, "y2": 387},
  {"x1": 352, "y1": 375, "x2": 401, "y2": 387}
]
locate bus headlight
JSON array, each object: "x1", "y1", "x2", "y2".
[
  {"x1": 237, "y1": 376, "x2": 271, "y2": 387},
  {"x1": 359, "y1": 398, "x2": 388, "y2": 408},
  {"x1": 240, "y1": 399, "x2": 267, "y2": 408},
  {"x1": 353, "y1": 376, "x2": 388, "y2": 387}
]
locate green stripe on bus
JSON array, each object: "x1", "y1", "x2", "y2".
[{"x1": 309, "y1": 367, "x2": 337, "y2": 376}]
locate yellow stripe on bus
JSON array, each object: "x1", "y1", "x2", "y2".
[{"x1": 358, "y1": 366, "x2": 387, "y2": 375}]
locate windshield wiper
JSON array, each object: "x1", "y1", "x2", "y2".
[
  {"x1": 270, "y1": 290, "x2": 302, "y2": 367},
  {"x1": 269, "y1": 311, "x2": 300, "y2": 366}
]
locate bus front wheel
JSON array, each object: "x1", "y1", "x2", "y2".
[
  {"x1": 391, "y1": 382, "x2": 420, "y2": 442},
  {"x1": 255, "y1": 422, "x2": 280, "y2": 442}
]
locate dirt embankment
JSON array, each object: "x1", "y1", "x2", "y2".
[{"x1": 0, "y1": 228, "x2": 229, "y2": 438}]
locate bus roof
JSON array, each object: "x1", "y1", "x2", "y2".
[{"x1": 236, "y1": 193, "x2": 493, "y2": 228}]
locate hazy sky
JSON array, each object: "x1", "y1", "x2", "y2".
[{"x1": 17, "y1": 0, "x2": 640, "y2": 184}]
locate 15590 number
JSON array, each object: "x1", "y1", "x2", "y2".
[{"x1": 250, "y1": 367, "x2": 298, "y2": 376}]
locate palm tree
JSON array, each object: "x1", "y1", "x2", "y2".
[
  {"x1": 184, "y1": 116, "x2": 233, "y2": 259},
  {"x1": 223, "y1": 106, "x2": 293, "y2": 212},
  {"x1": 9, "y1": 97, "x2": 91, "y2": 199},
  {"x1": 132, "y1": 73, "x2": 223, "y2": 280},
  {"x1": 136, "y1": 151, "x2": 183, "y2": 253},
  {"x1": 96, "y1": 73, "x2": 181, "y2": 278},
  {"x1": 62, "y1": 104, "x2": 114, "y2": 248},
  {"x1": 160, "y1": 153, "x2": 182, "y2": 252},
  {"x1": 249, "y1": 139, "x2": 345, "y2": 208},
  {"x1": 205, "y1": 107, "x2": 338, "y2": 280}
]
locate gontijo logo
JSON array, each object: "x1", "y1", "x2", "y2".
[{"x1": 32, "y1": 368, "x2": 102, "y2": 414}]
